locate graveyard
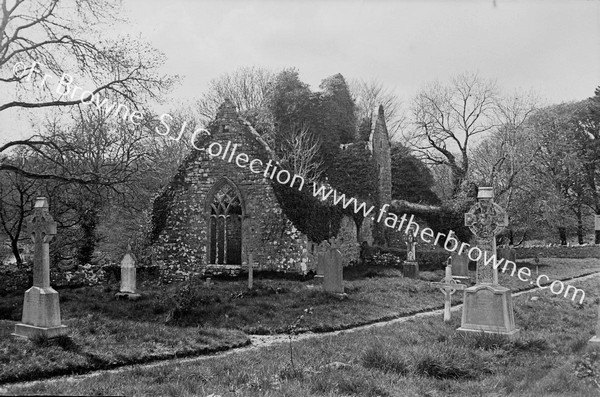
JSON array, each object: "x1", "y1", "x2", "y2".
[{"x1": 2, "y1": 1, "x2": 600, "y2": 396}]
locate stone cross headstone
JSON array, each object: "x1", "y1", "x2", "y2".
[
  {"x1": 406, "y1": 232, "x2": 417, "y2": 261},
  {"x1": 458, "y1": 187, "x2": 519, "y2": 339},
  {"x1": 248, "y1": 253, "x2": 254, "y2": 290},
  {"x1": 115, "y1": 245, "x2": 141, "y2": 300},
  {"x1": 430, "y1": 257, "x2": 466, "y2": 322},
  {"x1": 13, "y1": 197, "x2": 68, "y2": 339},
  {"x1": 464, "y1": 188, "x2": 508, "y2": 285},
  {"x1": 322, "y1": 238, "x2": 345, "y2": 294},
  {"x1": 403, "y1": 230, "x2": 419, "y2": 278}
]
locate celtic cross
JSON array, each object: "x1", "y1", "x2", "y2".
[
  {"x1": 27, "y1": 197, "x2": 57, "y2": 289},
  {"x1": 464, "y1": 187, "x2": 508, "y2": 284}
]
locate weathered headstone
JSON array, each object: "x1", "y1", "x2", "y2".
[
  {"x1": 317, "y1": 238, "x2": 344, "y2": 294},
  {"x1": 450, "y1": 252, "x2": 470, "y2": 279},
  {"x1": 589, "y1": 302, "x2": 600, "y2": 344},
  {"x1": 430, "y1": 258, "x2": 466, "y2": 322},
  {"x1": 449, "y1": 231, "x2": 469, "y2": 280},
  {"x1": 314, "y1": 251, "x2": 325, "y2": 285},
  {"x1": 323, "y1": 247, "x2": 344, "y2": 294},
  {"x1": 403, "y1": 231, "x2": 419, "y2": 278},
  {"x1": 497, "y1": 246, "x2": 517, "y2": 264},
  {"x1": 115, "y1": 245, "x2": 141, "y2": 300},
  {"x1": 13, "y1": 197, "x2": 68, "y2": 339},
  {"x1": 457, "y1": 187, "x2": 519, "y2": 339},
  {"x1": 248, "y1": 253, "x2": 254, "y2": 290}
]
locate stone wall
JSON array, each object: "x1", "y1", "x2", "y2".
[
  {"x1": 371, "y1": 105, "x2": 392, "y2": 246},
  {"x1": 153, "y1": 101, "x2": 328, "y2": 277}
]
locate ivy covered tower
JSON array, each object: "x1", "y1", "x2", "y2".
[{"x1": 370, "y1": 105, "x2": 392, "y2": 246}]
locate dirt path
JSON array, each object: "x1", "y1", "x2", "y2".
[{"x1": 2, "y1": 271, "x2": 598, "y2": 393}]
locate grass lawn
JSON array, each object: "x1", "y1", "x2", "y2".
[
  {"x1": 0, "y1": 316, "x2": 249, "y2": 384},
  {"x1": 6, "y1": 275, "x2": 600, "y2": 396},
  {"x1": 0, "y1": 257, "x2": 598, "y2": 387}
]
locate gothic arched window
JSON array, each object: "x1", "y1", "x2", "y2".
[{"x1": 208, "y1": 181, "x2": 243, "y2": 265}]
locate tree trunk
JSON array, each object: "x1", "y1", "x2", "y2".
[
  {"x1": 77, "y1": 207, "x2": 100, "y2": 265},
  {"x1": 9, "y1": 238, "x2": 22, "y2": 266},
  {"x1": 577, "y1": 211, "x2": 584, "y2": 245},
  {"x1": 558, "y1": 227, "x2": 567, "y2": 246}
]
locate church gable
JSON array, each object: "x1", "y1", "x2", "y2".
[{"x1": 151, "y1": 100, "x2": 314, "y2": 277}]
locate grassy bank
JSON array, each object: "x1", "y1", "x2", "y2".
[
  {"x1": 0, "y1": 317, "x2": 249, "y2": 384},
  {"x1": 0, "y1": 258, "x2": 598, "y2": 386},
  {"x1": 2, "y1": 258, "x2": 599, "y2": 336},
  {"x1": 6, "y1": 276, "x2": 600, "y2": 396}
]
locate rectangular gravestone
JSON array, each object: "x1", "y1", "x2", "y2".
[
  {"x1": 323, "y1": 249, "x2": 344, "y2": 294},
  {"x1": 451, "y1": 252, "x2": 469, "y2": 278},
  {"x1": 314, "y1": 251, "x2": 325, "y2": 285},
  {"x1": 497, "y1": 247, "x2": 517, "y2": 264}
]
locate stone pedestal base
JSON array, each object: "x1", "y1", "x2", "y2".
[
  {"x1": 589, "y1": 336, "x2": 600, "y2": 344},
  {"x1": 457, "y1": 284, "x2": 519, "y2": 339},
  {"x1": 12, "y1": 323, "x2": 68, "y2": 339},
  {"x1": 13, "y1": 286, "x2": 68, "y2": 339},
  {"x1": 402, "y1": 261, "x2": 419, "y2": 278},
  {"x1": 115, "y1": 292, "x2": 141, "y2": 300}
]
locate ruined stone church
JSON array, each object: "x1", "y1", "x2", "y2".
[{"x1": 151, "y1": 99, "x2": 392, "y2": 275}]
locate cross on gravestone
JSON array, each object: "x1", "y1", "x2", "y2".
[
  {"x1": 464, "y1": 188, "x2": 508, "y2": 284},
  {"x1": 430, "y1": 258, "x2": 466, "y2": 322},
  {"x1": 403, "y1": 229, "x2": 419, "y2": 278},
  {"x1": 13, "y1": 197, "x2": 68, "y2": 339},
  {"x1": 458, "y1": 187, "x2": 518, "y2": 339}
]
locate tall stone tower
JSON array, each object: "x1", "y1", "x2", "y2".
[{"x1": 370, "y1": 105, "x2": 392, "y2": 246}]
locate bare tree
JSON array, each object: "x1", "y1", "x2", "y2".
[
  {"x1": 350, "y1": 78, "x2": 406, "y2": 141},
  {"x1": 0, "y1": 0, "x2": 175, "y2": 181},
  {"x1": 470, "y1": 91, "x2": 540, "y2": 203},
  {"x1": 0, "y1": 168, "x2": 39, "y2": 265},
  {"x1": 278, "y1": 123, "x2": 324, "y2": 184},
  {"x1": 408, "y1": 72, "x2": 498, "y2": 195},
  {"x1": 196, "y1": 66, "x2": 274, "y2": 124}
]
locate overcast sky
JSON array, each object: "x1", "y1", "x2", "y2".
[
  {"x1": 2, "y1": 0, "x2": 599, "y2": 143},
  {"x1": 121, "y1": 0, "x2": 600, "y2": 105}
]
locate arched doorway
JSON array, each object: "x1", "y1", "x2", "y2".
[{"x1": 207, "y1": 180, "x2": 243, "y2": 265}]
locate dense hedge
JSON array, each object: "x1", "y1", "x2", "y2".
[
  {"x1": 515, "y1": 245, "x2": 600, "y2": 259},
  {"x1": 0, "y1": 263, "x2": 160, "y2": 296},
  {"x1": 271, "y1": 180, "x2": 344, "y2": 243},
  {"x1": 364, "y1": 247, "x2": 452, "y2": 272}
]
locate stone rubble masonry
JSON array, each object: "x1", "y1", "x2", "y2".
[
  {"x1": 152, "y1": 100, "x2": 368, "y2": 277},
  {"x1": 371, "y1": 105, "x2": 392, "y2": 247}
]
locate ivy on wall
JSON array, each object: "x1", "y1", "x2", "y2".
[{"x1": 271, "y1": 180, "x2": 344, "y2": 243}]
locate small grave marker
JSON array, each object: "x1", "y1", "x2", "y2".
[
  {"x1": 115, "y1": 245, "x2": 141, "y2": 300},
  {"x1": 430, "y1": 258, "x2": 466, "y2": 322},
  {"x1": 403, "y1": 231, "x2": 419, "y2": 278}
]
